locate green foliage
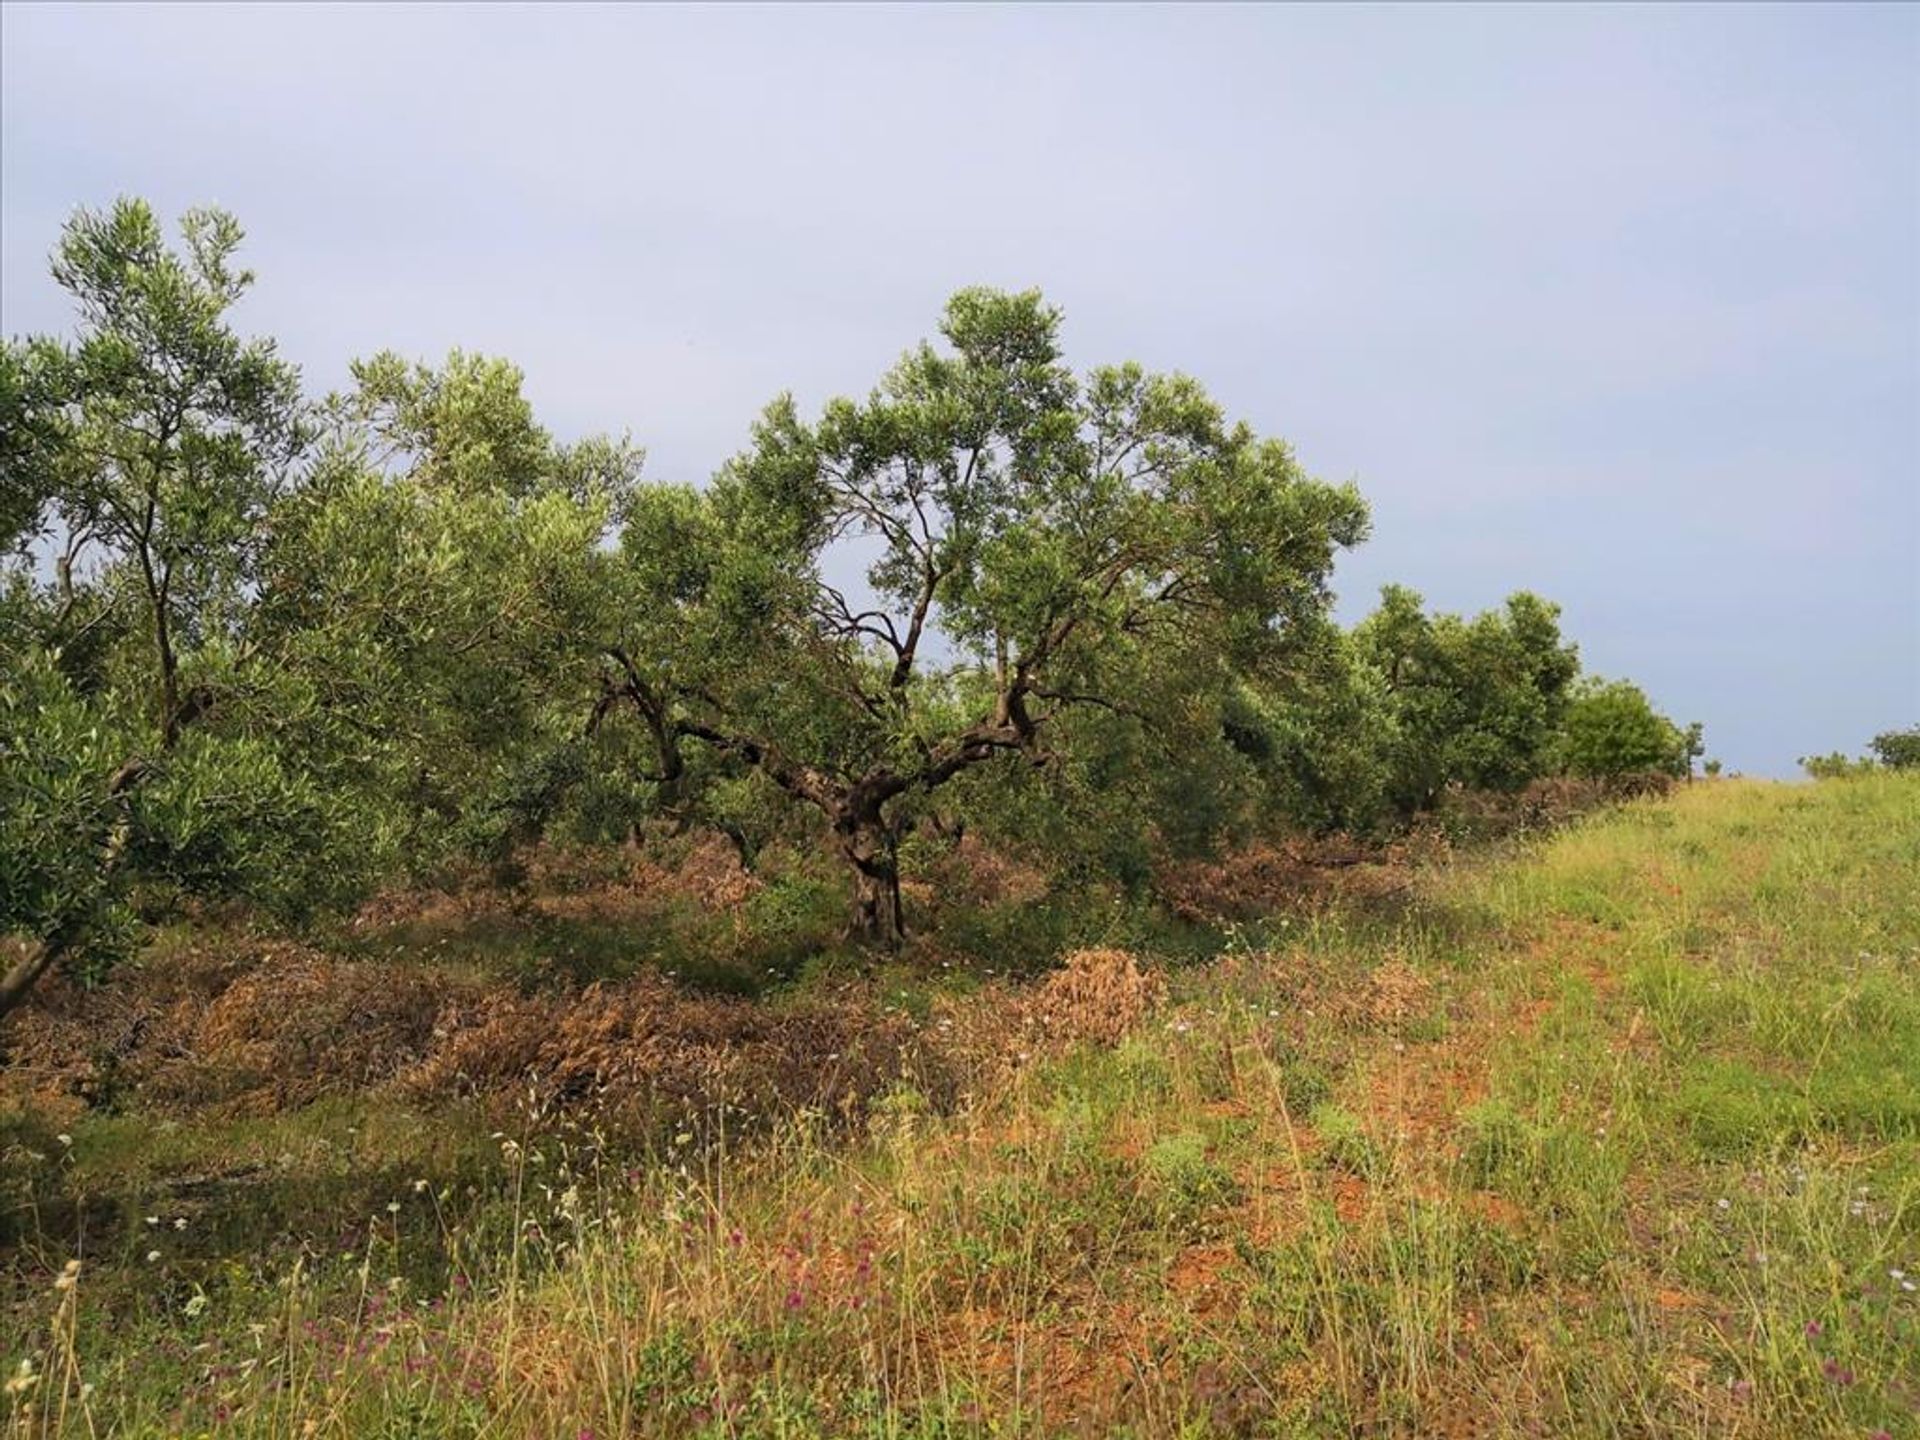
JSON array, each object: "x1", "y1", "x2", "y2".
[
  {"x1": 37, "y1": 198, "x2": 308, "y2": 734},
  {"x1": 1309, "y1": 1102, "x2": 1383, "y2": 1178},
  {"x1": 599, "y1": 287, "x2": 1371, "y2": 938},
  {"x1": 0, "y1": 649, "x2": 136, "y2": 950},
  {"x1": 1143, "y1": 1130, "x2": 1241, "y2": 1227},
  {"x1": 1798, "y1": 728, "x2": 1915, "y2": 779},
  {"x1": 0, "y1": 338, "x2": 73, "y2": 552},
  {"x1": 1556, "y1": 677, "x2": 1690, "y2": 782},
  {"x1": 1, "y1": 200, "x2": 319, "y2": 997},
  {"x1": 1868, "y1": 725, "x2": 1920, "y2": 770},
  {"x1": 1, "y1": 201, "x2": 636, "y2": 1004},
  {"x1": 1233, "y1": 620, "x2": 1396, "y2": 834},
  {"x1": 1801, "y1": 750, "x2": 1876, "y2": 780},
  {"x1": 1354, "y1": 586, "x2": 1581, "y2": 815}
]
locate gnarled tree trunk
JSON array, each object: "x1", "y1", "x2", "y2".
[
  {"x1": 834, "y1": 806, "x2": 905, "y2": 947},
  {"x1": 0, "y1": 933, "x2": 72, "y2": 1026}
]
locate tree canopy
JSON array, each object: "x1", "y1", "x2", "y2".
[
  {"x1": 590, "y1": 289, "x2": 1369, "y2": 938},
  {"x1": 1353, "y1": 585, "x2": 1581, "y2": 816},
  {"x1": 1557, "y1": 678, "x2": 1694, "y2": 783},
  {"x1": 1, "y1": 198, "x2": 1703, "y2": 1014}
]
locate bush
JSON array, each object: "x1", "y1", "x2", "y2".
[
  {"x1": 1557, "y1": 678, "x2": 1688, "y2": 783},
  {"x1": 1801, "y1": 751, "x2": 1877, "y2": 780},
  {"x1": 1868, "y1": 726, "x2": 1920, "y2": 770}
]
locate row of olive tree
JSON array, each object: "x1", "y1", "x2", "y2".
[
  {"x1": 2, "y1": 199, "x2": 1696, "y2": 1019},
  {"x1": 1801, "y1": 727, "x2": 1920, "y2": 778}
]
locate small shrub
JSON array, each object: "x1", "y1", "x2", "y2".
[
  {"x1": 1310, "y1": 1102, "x2": 1381, "y2": 1177},
  {"x1": 1672, "y1": 1059, "x2": 1810, "y2": 1157},
  {"x1": 1458, "y1": 1098, "x2": 1530, "y2": 1188},
  {"x1": 151, "y1": 948, "x2": 447, "y2": 1113},
  {"x1": 1144, "y1": 1130, "x2": 1241, "y2": 1224},
  {"x1": 1268, "y1": 1041, "x2": 1334, "y2": 1114}
]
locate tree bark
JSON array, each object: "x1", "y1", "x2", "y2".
[
  {"x1": 835, "y1": 812, "x2": 905, "y2": 947},
  {"x1": 0, "y1": 934, "x2": 71, "y2": 1026}
]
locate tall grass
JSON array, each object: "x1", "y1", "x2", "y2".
[{"x1": 5, "y1": 776, "x2": 1917, "y2": 1437}]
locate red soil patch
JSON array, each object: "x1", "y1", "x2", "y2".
[
  {"x1": 1165, "y1": 1243, "x2": 1239, "y2": 1319},
  {"x1": 1331, "y1": 1173, "x2": 1372, "y2": 1224},
  {"x1": 1467, "y1": 1190, "x2": 1526, "y2": 1231}
]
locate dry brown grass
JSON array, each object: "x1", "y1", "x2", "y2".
[
  {"x1": 907, "y1": 834, "x2": 1052, "y2": 914},
  {"x1": 349, "y1": 831, "x2": 763, "y2": 935},
  {"x1": 1433, "y1": 773, "x2": 1664, "y2": 840}
]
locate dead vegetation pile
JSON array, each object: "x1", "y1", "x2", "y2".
[
  {"x1": 0, "y1": 953, "x2": 1050, "y2": 1141},
  {"x1": 1, "y1": 818, "x2": 1468, "y2": 1131},
  {"x1": 1022, "y1": 947, "x2": 1168, "y2": 1050},
  {"x1": 1433, "y1": 773, "x2": 1669, "y2": 840},
  {"x1": 396, "y1": 976, "x2": 931, "y2": 1130},
  {"x1": 903, "y1": 834, "x2": 1051, "y2": 915},
  {"x1": 1157, "y1": 837, "x2": 1416, "y2": 923},
  {"x1": 348, "y1": 831, "x2": 764, "y2": 935},
  {"x1": 149, "y1": 951, "x2": 451, "y2": 1114},
  {"x1": 0, "y1": 939, "x2": 463, "y2": 1120},
  {"x1": 0, "y1": 936, "x2": 1176, "y2": 1137},
  {"x1": 1209, "y1": 945, "x2": 1438, "y2": 1037}
]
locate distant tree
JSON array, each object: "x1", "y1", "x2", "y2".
[
  {"x1": 1703, "y1": 758, "x2": 1723, "y2": 778},
  {"x1": 1868, "y1": 726, "x2": 1920, "y2": 770},
  {"x1": 1680, "y1": 720, "x2": 1705, "y2": 781},
  {"x1": 1556, "y1": 678, "x2": 1689, "y2": 783},
  {"x1": 1800, "y1": 751, "x2": 1876, "y2": 780},
  {"x1": 595, "y1": 290, "x2": 1369, "y2": 942}
]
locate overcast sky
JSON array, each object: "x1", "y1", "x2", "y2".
[{"x1": 4, "y1": 2, "x2": 1915, "y2": 775}]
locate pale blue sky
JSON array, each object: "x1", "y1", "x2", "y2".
[{"x1": 4, "y1": 2, "x2": 1915, "y2": 775}]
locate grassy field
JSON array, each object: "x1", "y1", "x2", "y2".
[{"x1": 4, "y1": 776, "x2": 1918, "y2": 1437}]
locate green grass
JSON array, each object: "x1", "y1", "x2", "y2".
[{"x1": 4, "y1": 775, "x2": 1918, "y2": 1437}]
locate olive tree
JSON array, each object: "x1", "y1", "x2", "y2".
[
  {"x1": 1354, "y1": 585, "x2": 1581, "y2": 816},
  {"x1": 1556, "y1": 677, "x2": 1692, "y2": 782},
  {"x1": 263, "y1": 349, "x2": 641, "y2": 883},
  {"x1": 594, "y1": 289, "x2": 1368, "y2": 942},
  {"x1": 3, "y1": 204, "x2": 646, "y2": 1022},
  {"x1": 1869, "y1": 726, "x2": 1920, "y2": 770},
  {"x1": 1229, "y1": 619, "x2": 1397, "y2": 835},
  {"x1": 1, "y1": 199, "x2": 317, "y2": 1018}
]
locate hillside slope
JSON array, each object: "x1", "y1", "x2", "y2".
[{"x1": 7, "y1": 777, "x2": 1918, "y2": 1438}]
